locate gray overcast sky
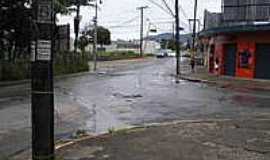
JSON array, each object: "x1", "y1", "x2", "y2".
[{"x1": 59, "y1": 0, "x2": 221, "y2": 40}]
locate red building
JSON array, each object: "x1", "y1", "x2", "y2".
[
  {"x1": 200, "y1": 24, "x2": 270, "y2": 79},
  {"x1": 200, "y1": 1, "x2": 270, "y2": 80}
]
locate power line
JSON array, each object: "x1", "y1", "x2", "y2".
[
  {"x1": 144, "y1": 0, "x2": 173, "y2": 17},
  {"x1": 179, "y1": 5, "x2": 189, "y2": 19},
  {"x1": 105, "y1": 15, "x2": 139, "y2": 28},
  {"x1": 161, "y1": 0, "x2": 175, "y2": 17}
]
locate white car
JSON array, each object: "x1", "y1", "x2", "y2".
[
  {"x1": 168, "y1": 51, "x2": 176, "y2": 57},
  {"x1": 156, "y1": 50, "x2": 168, "y2": 58}
]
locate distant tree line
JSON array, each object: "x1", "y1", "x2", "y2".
[
  {"x1": 0, "y1": 0, "x2": 95, "y2": 81},
  {"x1": 0, "y1": 0, "x2": 94, "y2": 62}
]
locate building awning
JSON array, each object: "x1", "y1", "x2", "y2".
[{"x1": 199, "y1": 23, "x2": 270, "y2": 37}]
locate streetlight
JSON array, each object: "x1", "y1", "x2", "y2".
[{"x1": 93, "y1": 0, "x2": 103, "y2": 71}]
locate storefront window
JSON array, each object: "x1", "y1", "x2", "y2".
[{"x1": 239, "y1": 50, "x2": 251, "y2": 69}]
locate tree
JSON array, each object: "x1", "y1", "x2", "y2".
[
  {"x1": 0, "y1": 0, "x2": 33, "y2": 62},
  {"x1": 160, "y1": 39, "x2": 182, "y2": 51},
  {"x1": 0, "y1": 0, "x2": 93, "y2": 61},
  {"x1": 78, "y1": 35, "x2": 89, "y2": 53},
  {"x1": 96, "y1": 26, "x2": 111, "y2": 47},
  {"x1": 78, "y1": 26, "x2": 111, "y2": 52}
]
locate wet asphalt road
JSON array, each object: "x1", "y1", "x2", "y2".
[{"x1": 1, "y1": 58, "x2": 270, "y2": 157}]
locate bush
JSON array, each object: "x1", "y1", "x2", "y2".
[
  {"x1": 0, "y1": 51, "x2": 89, "y2": 81},
  {"x1": 0, "y1": 60, "x2": 30, "y2": 81}
]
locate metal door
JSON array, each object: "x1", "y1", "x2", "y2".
[
  {"x1": 224, "y1": 44, "x2": 237, "y2": 76},
  {"x1": 255, "y1": 44, "x2": 270, "y2": 79}
]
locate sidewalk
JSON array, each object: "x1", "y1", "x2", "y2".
[
  {"x1": 50, "y1": 118, "x2": 270, "y2": 160},
  {"x1": 13, "y1": 118, "x2": 270, "y2": 160},
  {"x1": 181, "y1": 66, "x2": 270, "y2": 92}
]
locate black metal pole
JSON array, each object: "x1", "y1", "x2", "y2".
[
  {"x1": 175, "y1": 0, "x2": 180, "y2": 76},
  {"x1": 192, "y1": 0, "x2": 198, "y2": 50},
  {"x1": 140, "y1": 8, "x2": 144, "y2": 57},
  {"x1": 74, "y1": 0, "x2": 81, "y2": 55},
  {"x1": 32, "y1": 0, "x2": 55, "y2": 159},
  {"x1": 93, "y1": 0, "x2": 98, "y2": 71},
  {"x1": 137, "y1": 6, "x2": 148, "y2": 57}
]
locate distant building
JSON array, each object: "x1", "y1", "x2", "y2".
[
  {"x1": 200, "y1": 0, "x2": 270, "y2": 79},
  {"x1": 84, "y1": 39, "x2": 159, "y2": 54}
]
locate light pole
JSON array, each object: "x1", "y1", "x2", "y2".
[
  {"x1": 175, "y1": 0, "x2": 180, "y2": 76},
  {"x1": 32, "y1": 0, "x2": 55, "y2": 159},
  {"x1": 74, "y1": 0, "x2": 81, "y2": 56},
  {"x1": 93, "y1": 0, "x2": 103, "y2": 71},
  {"x1": 192, "y1": 0, "x2": 198, "y2": 60},
  {"x1": 137, "y1": 6, "x2": 149, "y2": 57}
]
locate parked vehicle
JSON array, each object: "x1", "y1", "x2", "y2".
[
  {"x1": 167, "y1": 50, "x2": 176, "y2": 57},
  {"x1": 156, "y1": 50, "x2": 168, "y2": 58}
]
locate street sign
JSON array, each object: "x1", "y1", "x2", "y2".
[
  {"x1": 37, "y1": 2, "x2": 52, "y2": 24},
  {"x1": 37, "y1": 40, "x2": 51, "y2": 61}
]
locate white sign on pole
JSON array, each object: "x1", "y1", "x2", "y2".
[
  {"x1": 37, "y1": 40, "x2": 51, "y2": 61},
  {"x1": 37, "y1": 2, "x2": 52, "y2": 24}
]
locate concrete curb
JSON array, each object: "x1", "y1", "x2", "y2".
[
  {"x1": 0, "y1": 71, "x2": 100, "y2": 87},
  {"x1": 180, "y1": 75, "x2": 270, "y2": 91},
  {"x1": 0, "y1": 79, "x2": 30, "y2": 87},
  {"x1": 179, "y1": 76, "x2": 217, "y2": 85},
  {"x1": 55, "y1": 118, "x2": 270, "y2": 151}
]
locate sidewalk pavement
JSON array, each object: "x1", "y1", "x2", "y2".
[
  {"x1": 14, "y1": 118, "x2": 270, "y2": 160},
  {"x1": 51, "y1": 117, "x2": 270, "y2": 160},
  {"x1": 180, "y1": 66, "x2": 270, "y2": 92}
]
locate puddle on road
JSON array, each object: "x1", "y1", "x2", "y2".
[{"x1": 112, "y1": 93, "x2": 143, "y2": 99}]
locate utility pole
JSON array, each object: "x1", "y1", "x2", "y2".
[
  {"x1": 175, "y1": 0, "x2": 180, "y2": 76},
  {"x1": 93, "y1": 0, "x2": 98, "y2": 71},
  {"x1": 192, "y1": 0, "x2": 198, "y2": 55},
  {"x1": 137, "y1": 6, "x2": 148, "y2": 57},
  {"x1": 74, "y1": 0, "x2": 81, "y2": 55},
  {"x1": 32, "y1": 0, "x2": 55, "y2": 159},
  {"x1": 172, "y1": 22, "x2": 175, "y2": 40}
]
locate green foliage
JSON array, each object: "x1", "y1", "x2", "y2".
[
  {"x1": 87, "y1": 51, "x2": 140, "y2": 61},
  {"x1": 160, "y1": 39, "x2": 178, "y2": 51},
  {"x1": 79, "y1": 26, "x2": 111, "y2": 51},
  {"x1": 0, "y1": 51, "x2": 89, "y2": 81},
  {"x1": 54, "y1": 51, "x2": 89, "y2": 75},
  {"x1": 96, "y1": 26, "x2": 111, "y2": 46},
  {"x1": 0, "y1": 60, "x2": 30, "y2": 81}
]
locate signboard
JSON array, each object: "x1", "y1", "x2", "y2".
[
  {"x1": 37, "y1": 2, "x2": 52, "y2": 24},
  {"x1": 37, "y1": 40, "x2": 51, "y2": 61}
]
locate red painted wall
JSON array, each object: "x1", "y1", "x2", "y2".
[
  {"x1": 236, "y1": 42, "x2": 256, "y2": 78},
  {"x1": 210, "y1": 31, "x2": 270, "y2": 79}
]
